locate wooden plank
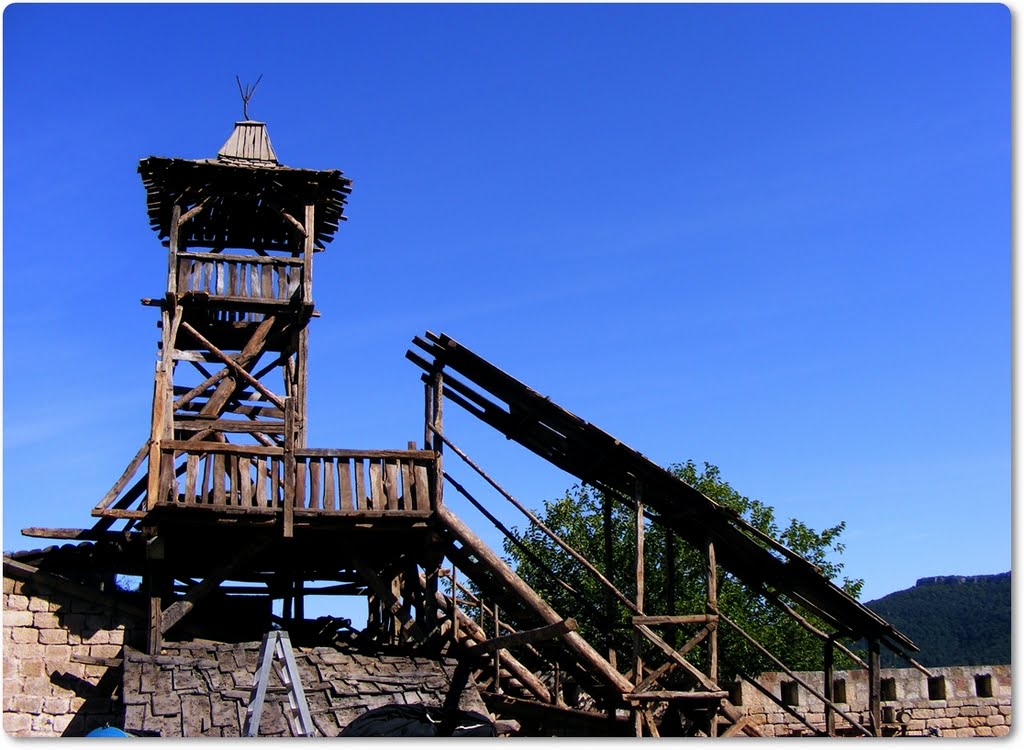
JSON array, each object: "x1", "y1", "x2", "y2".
[
  {"x1": 338, "y1": 459, "x2": 354, "y2": 511},
  {"x1": 177, "y1": 251, "x2": 302, "y2": 267},
  {"x1": 633, "y1": 615, "x2": 718, "y2": 626},
  {"x1": 200, "y1": 454, "x2": 212, "y2": 504},
  {"x1": 94, "y1": 440, "x2": 151, "y2": 511},
  {"x1": 270, "y1": 457, "x2": 281, "y2": 509},
  {"x1": 184, "y1": 454, "x2": 198, "y2": 503},
  {"x1": 255, "y1": 459, "x2": 268, "y2": 508},
  {"x1": 369, "y1": 461, "x2": 383, "y2": 510},
  {"x1": 628, "y1": 691, "x2": 729, "y2": 702},
  {"x1": 238, "y1": 457, "x2": 253, "y2": 507},
  {"x1": 399, "y1": 459, "x2": 413, "y2": 511},
  {"x1": 296, "y1": 448, "x2": 437, "y2": 460},
  {"x1": 353, "y1": 458, "x2": 366, "y2": 511},
  {"x1": 20, "y1": 528, "x2": 141, "y2": 542},
  {"x1": 413, "y1": 463, "x2": 430, "y2": 511},
  {"x1": 309, "y1": 458, "x2": 322, "y2": 511},
  {"x1": 467, "y1": 618, "x2": 577, "y2": 655},
  {"x1": 294, "y1": 458, "x2": 307, "y2": 510},
  {"x1": 163, "y1": 440, "x2": 283, "y2": 457},
  {"x1": 262, "y1": 264, "x2": 273, "y2": 301},
  {"x1": 323, "y1": 457, "x2": 336, "y2": 511},
  {"x1": 383, "y1": 460, "x2": 399, "y2": 510},
  {"x1": 302, "y1": 204, "x2": 314, "y2": 305},
  {"x1": 212, "y1": 453, "x2": 226, "y2": 505}
]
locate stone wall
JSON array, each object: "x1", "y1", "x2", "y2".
[
  {"x1": 3, "y1": 572, "x2": 142, "y2": 736},
  {"x1": 734, "y1": 665, "x2": 1012, "y2": 737}
]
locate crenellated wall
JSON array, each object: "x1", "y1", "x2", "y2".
[{"x1": 734, "y1": 665, "x2": 1012, "y2": 737}]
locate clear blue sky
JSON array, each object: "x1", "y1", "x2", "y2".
[{"x1": 3, "y1": 4, "x2": 1009, "y2": 606}]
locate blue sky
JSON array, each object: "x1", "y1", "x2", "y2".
[{"x1": 2, "y1": 4, "x2": 1009, "y2": 607}]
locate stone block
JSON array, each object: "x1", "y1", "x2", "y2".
[
  {"x1": 4, "y1": 577, "x2": 15, "y2": 594},
  {"x1": 151, "y1": 692, "x2": 181, "y2": 717},
  {"x1": 82, "y1": 630, "x2": 111, "y2": 645},
  {"x1": 181, "y1": 694, "x2": 213, "y2": 736},
  {"x1": 11, "y1": 628, "x2": 39, "y2": 644},
  {"x1": 986, "y1": 714, "x2": 1005, "y2": 726},
  {"x1": 89, "y1": 644, "x2": 123, "y2": 659},
  {"x1": 930, "y1": 718, "x2": 952, "y2": 730},
  {"x1": 211, "y1": 698, "x2": 239, "y2": 727},
  {"x1": 42, "y1": 696, "x2": 71, "y2": 714},
  {"x1": 968, "y1": 716, "x2": 986, "y2": 727},
  {"x1": 991, "y1": 725, "x2": 1009, "y2": 737},
  {"x1": 51, "y1": 713, "x2": 73, "y2": 735},
  {"x1": 11, "y1": 694, "x2": 45, "y2": 715},
  {"x1": 952, "y1": 717, "x2": 969, "y2": 728},
  {"x1": 7, "y1": 594, "x2": 30, "y2": 610},
  {"x1": 21, "y1": 658, "x2": 47, "y2": 678},
  {"x1": 43, "y1": 644, "x2": 73, "y2": 669},
  {"x1": 124, "y1": 704, "x2": 147, "y2": 731},
  {"x1": 3, "y1": 712, "x2": 32, "y2": 735},
  {"x1": 38, "y1": 629, "x2": 69, "y2": 645},
  {"x1": 31, "y1": 714, "x2": 55, "y2": 734},
  {"x1": 33, "y1": 612, "x2": 60, "y2": 629},
  {"x1": 953, "y1": 728, "x2": 974, "y2": 737},
  {"x1": 974, "y1": 726, "x2": 993, "y2": 737},
  {"x1": 960, "y1": 706, "x2": 979, "y2": 717},
  {"x1": 28, "y1": 597, "x2": 50, "y2": 612},
  {"x1": 4, "y1": 610, "x2": 34, "y2": 627},
  {"x1": 24, "y1": 676, "x2": 58, "y2": 697},
  {"x1": 173, "y1": 669, "x2": 201, "y2": 692}
]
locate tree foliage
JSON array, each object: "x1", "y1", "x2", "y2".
[{"x1": 504, "y1": 460, "x2": 864, "y2": 680}]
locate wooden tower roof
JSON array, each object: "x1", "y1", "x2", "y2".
[{"x1": 138, "y1": 120, "x2": 352, "y2": 250}]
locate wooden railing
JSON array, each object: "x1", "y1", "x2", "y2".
[
  {"x1": 176, "y1": 252, "x2": 302, "y2": 304},
  {"x1": 157, "y1": 442, "x2": 437, "y2": 515}
]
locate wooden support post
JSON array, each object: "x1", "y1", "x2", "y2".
[
  {"x1": 295, "y1": 330, "x2": 309, "y2": 448},
  {"x1": 705, "y1": 537, "x2": 719, "y2": 736},
  {"x1": 632, "y1": 480, "x2": 644, "y2": 737},
  {"x1": 145, "y1": 536, "x2": 165, "y2": 654},
  {"x1": 824, "y1": 637, "x2": 835, "y2": 736},
  {"x1": 302, "y1": 204, "x2": 314, "y2": 306},
  {"x1": 603, "y1": 493, "x2": 615, "y2": 662},
  {"x1": 450, "y1": 567, "x2": 459, "y2": 647},
  {"x1": 868, "y1": 638, "x2": 882, "y2": 736},
  {"x1": 493, "y1": 603, "x2": 501, "y2": 692},
  {"x1": 429, "y1": 369, "x2": 444, "y2": 509},
  {"x1": 283, "y1": 398, "x2": 295, "y2": 538}
]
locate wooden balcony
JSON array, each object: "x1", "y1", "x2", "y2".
[
  {"x1": 151, "y1": 441, "x2": 437, "y2": 521},
  {"x1": 175, "y1": 252, "x2": 305, "y2": 307}
]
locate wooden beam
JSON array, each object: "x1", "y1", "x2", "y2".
[
  {"x1": 355, "y1": 563, "x2": 426, "y2": 643},
  {"x1": 824, "y1": 636, "x2": 835, "y2": 736},
  {"x1": 21, "y1": 527, "x2": 140, "y2": 542},
  {"x1": 633, "y1": 615, "x2": 718, "y2": 626},
  {"x1": 179, "y1": 320, "x2": 286, "y2": 410},
  {"x1": 868, "y1": 638, "x2": 882, "y2": 736},
  {"x1": 196, "y1": 315, "x2": 278, "y2": 416},
  {"x1": 467, "y1": 618, "x2": 577, "y2": 656},
  {"x1": 627, "y1": 690, "x2": 729, "y2": 702},
  {"x1": 633, "y1": 622, "x2": 718, "y2": 692}
]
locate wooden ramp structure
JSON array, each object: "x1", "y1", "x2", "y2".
[{"x1": 406, "y1": 331, "x2": 922, "y2": 736}]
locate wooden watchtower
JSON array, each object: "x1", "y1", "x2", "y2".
[{"x1": 91, "y1": 120, "x2": 443, "y2": 653}]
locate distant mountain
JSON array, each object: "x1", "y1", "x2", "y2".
[{"x1": 864, "y1": 572, "x2": 1011, "y2": 668}]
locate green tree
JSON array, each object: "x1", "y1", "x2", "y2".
[{"x1": 504, "y1": 460, "x2": 863, "y2": 681}]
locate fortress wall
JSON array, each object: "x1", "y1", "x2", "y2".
[{"x1": 734, "y1": 664, "x2": 1011, "y2": 737}]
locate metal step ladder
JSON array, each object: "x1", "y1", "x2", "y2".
[{"x1": 244, "y1": 630, "x2": 316, "y2": 737}]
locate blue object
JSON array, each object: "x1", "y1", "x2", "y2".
[{"x1": 86, "y1": 726, "x2": 132, "y2": 738}]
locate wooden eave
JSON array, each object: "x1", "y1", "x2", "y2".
[
  {"x1": 137, "y1": 156, "x2": 352, "y2": 250},
  {"x1": 407, "y1": 331, "x2": 919, "y2": 654}
]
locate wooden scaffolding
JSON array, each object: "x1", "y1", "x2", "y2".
[{"x1": 19, "y1": 119, "x2": 923, "y2": 737}]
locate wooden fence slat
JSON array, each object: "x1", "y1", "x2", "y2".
[
  {"x1": 277, "y1": 266, "x2": 287, "y2": 300},
  {"x1": 383, "y1": 460, "x2": 399, "y2": 510},
  {"x1": 256, "y1": 459, "x2": 268, "y2": 508},
  {"x1": 270, "y1": 458, "x2": 281, "y2": 508},
  {"x1": 249, "y1": 263, "x2": 258, "y2": 299},
  {"x1": 262, "y1": 265, "x2": 273, "y2": 301},
  {"x1": 228, "y1": 454, "x2": 239, "y2": 506},
  {"x1": 228, "y1": 262, "x2": 238, "y2": 297},
  {"x1": 323, "y1": 458, "x2": 336, "y2": 511},
  {"x1": 354, "y1": 459, "x2": 366, "y2": 511},
  {"x1": 212, "y1": 454, "x2": 226, "y2": 505},
  {"x1": 308, "y1": 458, "x2": 321, "y2": 510},
  {"x1": 338, "y1": 459, "x2": 354, "y2": 511},
  {"x1": 184, "y1": 454, "x2": 198, "y2": 504},
  {"x1": 399, "y1": 460, "x2": 413, "y2": 511},
  {"x1": 238, "y1": 457, "x2": 253, "y2": 506},
  {"x1": 369, "y1": 461, "x2": 384, "y2": 511},
  {"x1": 295, "y1": 459, "x2": 307, "y2": 509},
  {"x1": 413, "y1": 463, "x2": 430, "y2": 511}
]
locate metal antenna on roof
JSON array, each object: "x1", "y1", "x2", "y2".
[{"x1": 236, "y1": 74, "x2": 263, "y2": 121}]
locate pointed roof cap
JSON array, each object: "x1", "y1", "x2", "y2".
[{"x1": 217, "y1": 120, "x2": 278, "y2": 165}]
